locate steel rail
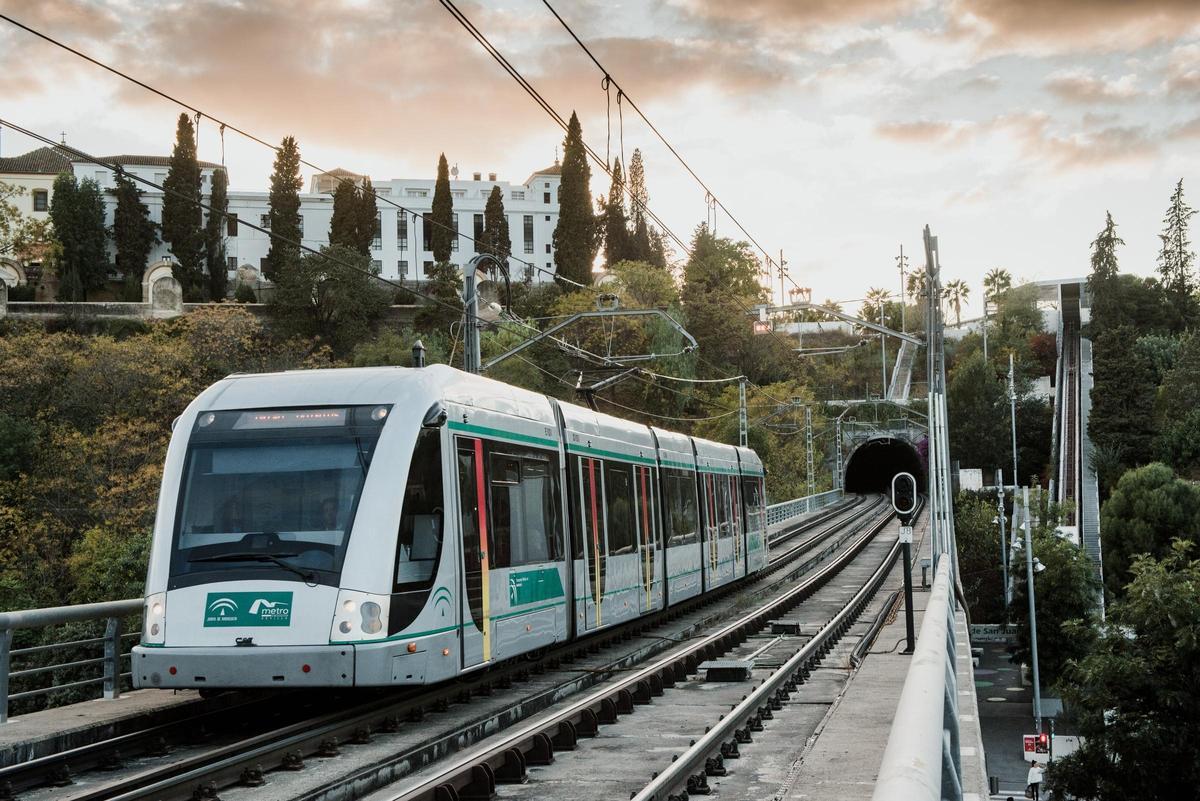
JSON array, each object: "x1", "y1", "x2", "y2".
[{"x1": 379, "y1": 502, "x2": 896, "y2": 801}]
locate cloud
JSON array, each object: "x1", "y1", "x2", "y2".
[
  {"x1": 950, "y1": 0, "x2": 1200, "y2": 53},
  {"x1": 1044, "y1": 68, "x2": 1141, "y2": 103},
  {"x1": 876, "y1": 119, "x2": 970, "y2": 145},
  {"x1": 672, "y1": 0, "x2": 922, "y2": 32},
  {"x1": 959, "y1": 73, "x2": 1000, "y2": 91},
  {"x1": 1164, "y1": 43, "x2": 1200, "y2": 95}
]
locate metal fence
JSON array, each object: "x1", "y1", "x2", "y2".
[
  {"x1": 0, "y1": 599, "x2": 142, "y2": 723},
  {"x1": 870, "y1": 559, "x2": 960, "y2": 800},
  {"x1": 765, "y1": 488, "x2": 844, "y2": 531}
]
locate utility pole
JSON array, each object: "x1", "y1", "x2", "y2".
[
  {"x1": 1009, "y1": 352, "x2": 1019, "y2": 487},
  {"x1": 1023, "y1": 485, "x2": 1044, "y2": 734},
  {"x1": 896, "y1": 244, "x2": 907, "y2": 334},
  {"x1": 996, "y1": 467, "x2": 1008, "y2": 610},
  {"x1": 834, "y1": 416, "x2": 843, "y2": 491},
  {"x1": 805, "y1": 405, "x2": 815, "y2": 497},
  {"x1": 982, "y1": 296, "x2": 989, "y2": 361},
  {"x1": 879, "y1": 298, "x2": 888, "y2": 398},
  {"x1": 738, "y1": 378, "x2": 748, "y2": 448},
  {"x1": 778, "y1": 250, "x2": 786, "y2": 308}
]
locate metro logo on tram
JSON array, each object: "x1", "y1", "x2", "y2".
[{"x1": 203, "y1": 592, "x2": 294, "y2": 627}]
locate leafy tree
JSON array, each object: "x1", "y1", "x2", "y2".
[
  {"x1": 553, "y1": 111, "x2": 597, "y2": 286},
  {"x1": 627, "y1": 148, "x2": 652, "y2": 263},
  {"x1": 356, "y1": 178, "x2": 379, "y2": 258},
  {"x1": 1100, "y1": 462, "x2": 1200, "y2": 598},
  {"x1": 602, "y1": 158, "x2": 631, "y2": 268},
  {"x1": 942, "y1": 279, "x2": 969, "y2": 326},
  {"x1": 1133, "y1": 333, "x2": 1180, "y2": 384},
  {"x1": 328, "y1": 179, "x2": 361, "y2": 254},
  {"x1": 430, "y1": 154, "x2": 454, "y2": 262},
  {"x1": 351, "y1": 327, "x2": 450, "y2": 367},
  {"x1": 1009, "y1": 516, "x2": 1099, "y2": 685},
  {"x1": 681, "y1": 224, "x2": 766, "y2": 375},
  {"x1": 480, "y1": 185, "x2": 511, "y2": 265},
  {"x1": 161, "y1": 114, "x2": 205, "y2": 298},
  {"x1": 1155, "y1": 179, "x2": 1197, "y2": 332},
  {"x1": 0, "y1": 412, "x2": 38, "y2": 482},
  {"x1": 264, "y1": 136, "x2": 303, "y2": 281},
  {"x1": 111, "y1": 173, "x2": 158, "y2": 300},
  {"x1": 49, "y1": 174, "x2": 107, "y2": 301},
  {"x1": 270, "y1": 244, "x2": 390, "y2": 354},
  {"x1": 1, "y1": 180, "x2": 57, "y2": 267},
  {"x1": 203, "y1": 167, "x2": 229, "y2": 301},
  {"x1": 946, "y1": 351, "x2": 1008, "y2": 473},
  {"x1": 416, "y1": 260, "x2": 464, "y2": 337},
  {"x1": 1049, "y1": 541, "x2": 1200, "y2": 800},
  {"x1": 952, "y1": 491, "x2": 1007, "y2": 622},
  {"x1": 1089, "y1": 324, "x2": 1158, "y2": 469}
]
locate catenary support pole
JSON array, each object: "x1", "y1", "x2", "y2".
[{"x1": 1023, "y1": 485, "x2": 1043, "y2": 733}]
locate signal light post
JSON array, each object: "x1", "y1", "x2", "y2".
[{"x1": 891, "y1": 472, "x2": 918, "y2": 653}]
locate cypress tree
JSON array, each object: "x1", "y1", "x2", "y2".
[
  {"x1": 264, "y1": 135, "x2": 303, "y2": 280},
  {"x1": 627, "y1": 148, "x2": 652, "y2": 263},
  {"x1": 161, "y1": 113, "x2": 205, "y2": 297},
  {"x1": 356, "y1": 177, "x2": 379, "y2": 258},
  {"x1": 603, "y1": 159, "x2": 630, "y2": 269},
  {"x1": 481, "y1": 185, "x2": 511, "y2": 265},
  {"x1": 49, "y1": 173, "x2": 82, "y2": 300},
  {"x1": 112, "y1": 172, "x2": 158, "y2": 299},
  {"x1": 1156, "y1": 179, "x2": 1197, "y2": 332},
  {"x1": 204, "y1": 167, "x2": 229, "y2": 300},
  {"x1": 552, "y1": 111, "x2": 597, "y2": 285},
  {"x1": 328, "y1": 179, "x2": 360, "y2": 253},
  {"x1": 431, "y1": 154, "x2": 454, "y2": 262},
  {"x1": 1087, "y1": 211, "x2": 1127, "y2": 337}
]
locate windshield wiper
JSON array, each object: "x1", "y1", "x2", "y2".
[{"x1": 189, "y1": 551, "x2": 316, "y2": 584}]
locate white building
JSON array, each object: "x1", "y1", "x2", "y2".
[
  {"x1": 0, "y1": 145, "x2": 72, "y2": 288},
  {"x1": 69, "y1": 155, "x2": 564, "y2": 289}
]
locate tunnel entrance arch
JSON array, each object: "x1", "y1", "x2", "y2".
[{"x1": 843, "y1": 436, "x2": 926, "y2": 494}]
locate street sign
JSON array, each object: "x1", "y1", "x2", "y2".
[
  {"x1": 899, "y1": 525, "x2": 913, "y2": 543},
  {"x1": 1023, "y1": 733, "x2": 1050, "y2": 762}
]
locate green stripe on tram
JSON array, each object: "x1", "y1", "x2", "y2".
[{"x1": 448, "y1": 421, "x2": 558, "y2": 448}]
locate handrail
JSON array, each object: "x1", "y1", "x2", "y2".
[
  {"x1": 1, "y1": 598, "x2": 142, "y2": 723},
  {"x1": 766, "y1": 488, "x2": 844, "y2": 531},
  {"x1": 871, "y1": 559, "x2": 959, "y2": 801}
]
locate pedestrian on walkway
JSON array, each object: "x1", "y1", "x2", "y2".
[{"x1": 1026, "y1": 761, "x2": 1044, "y2": 799}]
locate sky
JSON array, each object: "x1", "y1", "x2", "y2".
[{"x1": 1, "y1": 0, "x2": 1199, "y2": 319}]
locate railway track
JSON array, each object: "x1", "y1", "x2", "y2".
[
  {"x1": 6, "y1": 496, "x2": 885, "y2": 801},
  {"x1": 373, "y1": 498, "x2": 914, "y2": 801}
]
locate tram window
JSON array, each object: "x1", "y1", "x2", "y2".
[
  {"x1": 574, "y1": 456, "x2": 603, "y2": 560},
  {"x1": 635, "y1": 466, "x2": 658, "y2": 550},
  {"x1": 489, "y1": 448, "x2": 562, "y2": 568},
  {"x1": 714, "y1": 475, "x2": 732, "y2": 538},
  {"x1": 394, "y1": 429, "x2": 444, "y2": 589},
  {"x1": 604, "y1": 462, "x2": 636, "y2": 555},
  {"x1": 742, "y1": 477, "x2": 763, "y2": 532},
  {"x1": 664, "y1": 469, "x2": 699, "y2": 545},
  {"x1": 456, "y1": 440, "x2": 484, "y2": 632}
]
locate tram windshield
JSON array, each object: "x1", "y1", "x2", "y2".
[{"x1": 168, "y1": 405, "x2": 390, "y2": 588}]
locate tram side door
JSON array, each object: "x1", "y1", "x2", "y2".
[{"x1": 456, "y1": 437, "x2": 490, "y2": 669}]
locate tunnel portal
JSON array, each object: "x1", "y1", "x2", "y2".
[{"x1": 843, "y1": 437, "x2": 926, "y2": 494}]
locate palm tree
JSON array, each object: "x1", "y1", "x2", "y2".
[
  {"x1": 905, "y1": 268, "x2": 928, "y2": 302},
  {"x1": 983, "y1": 267, "x2": 1012, "y2": 304},
  {"x1": 943, "y1": 279, "x2": 970, "y2": 326},
  {"x1": 864, "y1": 287, "x2": 891, "y2": 324}
]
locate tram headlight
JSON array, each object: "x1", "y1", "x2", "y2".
[
  {"x1": 330, "y1": 590, "x2": 390, "y2": 641},
  {"x1": 143, "y1": 592, "x2": 166, "y2": 645}
]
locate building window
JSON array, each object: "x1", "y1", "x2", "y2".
[
  {"x1": 545, "y1": 215, "x2": 550, "y2": 221},
  {"x1": 523, "y1": 215, "x2": 534, "y2": 254},
  {"x1": 95, "y1": 170, "x2": 107, "y2": 184},
  {"x1": 397, "y1": 214, "x2": 408, "y2": 249},
  {"x1": 544, "y1": 182, "x2": 550, "y2": 188},
  {"x1": 371, "y1": 259, "x2": 382, "y2": 273},
  {"x1": 406, "y1": 188, "x2": 428, "y2": 198},
  {"x1": 512, "y1": 190, "x2": 525, "y2": 200},
  {"x1": 473, "y1": 213, "x2": 484, "y2": 243},
  {"x1": 260, "y1": 213, "x2": 271, "y2": 230},
  {"x1": 422, "y1": 213, "x2": 433, "y2": 251},
  {"x1": 226, "y1": 256, "x2": 237, "y2": 271},
  {"x1": 226, "y1": 213, "x2": 238, "y2": 237},
  {"x1": 451, "y1": 189, "x2": 466, "y2": 198},
  {"x1": 543, "y1": 192, "x2": 551, "y2": 204},
  {"x1": 423, "y1": 260, "x2": 433, "y2": 270},
  {"x1": 200, "y1": 174, "x2": 208, "y2": 186},
  {"x1": 32, "y1": 190, "x2": 48, "y2": 211},
  {"x1": 372, "y1": 213, "x2": 382, "y2": 250},
  {"x1": 451, "y1": 213, "x2": 459, "y2": 252},
  {"x1": 545, "y1": 243, "x2": 551, "y2": 254},
  {"x1": 298, "y1": 216, "x2": 305, "y2": 237},
  {"x1": 259, "y1": 257, "x2": 269, "y2": 271},
  {"x1": 399, "y1": 260, "x2": 408, "y2": 278}
]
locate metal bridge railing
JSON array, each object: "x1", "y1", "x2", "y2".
[
  {"x1": 766, "y1": 488, "x2": 844, "y2": 532},
  {"x1": 871, "y1": 558, "x2": 960, "y2": 801},
  {"x1": 0, "y1": 598, "x2": 142, "y2": 723}
]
